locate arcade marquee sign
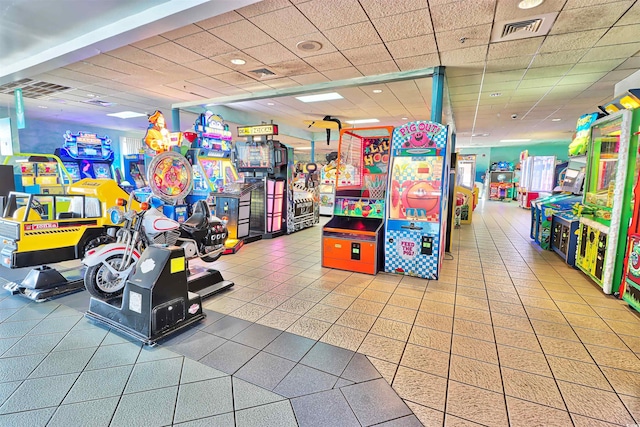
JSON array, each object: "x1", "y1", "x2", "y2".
[{"x1": 238, "y1": 124, "x2": 279, "y2": 137}]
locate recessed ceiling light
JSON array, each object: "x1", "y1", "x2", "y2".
[
  {"x1": 296, "y1": 146, "x2": 313, "y2": 150},
  {"x1": 107, "y1": 111, "x2": 147, "y2": 119},
  {"x1": 518, "y1": 0, "x2": 544, "y2": 9},
  {"x1": 230, "y1": 59, "x2": 246, "y2": 65},
  {"x1": 490, "y1": 92, "x2": 502, "y2": 97},
  {"x1": 472, "y1": 133, "x2": 490, "y2": 137},
  {"x1": 372, "y1": 89, "x2": 383, "y2": 94},
  {"x1": 37, "y1": 105, "x2": 48, "y2": 109},
  {"x1": 267, "y1": 102, "x2": 275, "y2": 106},
  {"x1": 551, "y1": 118, "x2": 562, "y2": 121},
  {"x1": 296, "y1": 92, "x2": 343, "y2": 103},
  {"x1": 401, "y1": 117, "x2": 408, "y2": 120},
  {"x1": 86, "y1": 93, "x2": 95, "y2": 97},
  {"x1": 500, "y1": 139, "x2": 531, "y2": 143},
  {"x1": 345, "y1": 119, "x2": 380, "y2": 124}
]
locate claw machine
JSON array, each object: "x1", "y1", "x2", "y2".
[
  {"x1": 322, "y1": 126, "x2": 393, "y2": 275},
  {"x1": 576, "y1": 105, "x2": 640, "y2": 295},
  {"x1": 384, "y1": 121, "x2": 450, "y2": 279}
]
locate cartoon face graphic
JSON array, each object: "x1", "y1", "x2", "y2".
[{"x1": 403, "y1": 132, "x2": 435, "y2": 148}]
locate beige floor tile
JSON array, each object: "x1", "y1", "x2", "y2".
[
  {"x1": 255, "y1": 309, "x2": 300, "y2": 330},
  {"x1": 229, "y1": 303, "x2": 273, "y2": 322},
  {"x1": 400, "y1": 275, "x2": 430, "y2": 287},
  {"x1": 306, "y1": 279, "x2": 340, "y2": 292},
  {"x1": 585, "y1": 344, "x2": 640, "y2": 371},
  {"x1": 601, "y1": 367, "x2": 640, "y2": 397},
  {"x1": 547, "y1": 290, "x2": 586, "y2": 304},
  {"x1": 319, "y1": 324, "x2": 367, "y2": 352},
  {"x1": 368, "y1": 356, "x2": 397, "y2": 384},
  {"x1": 593, "y1": 305, "x2": 640, "y2": 322},
  {"x1": 286, "y1": 316, "x2": 332, "y2": 340},
  {"x1": 449, "y1": 355, "x2": 503, "y2": 393},
  {"x1": 374, "y1": 273, "x2": 403, "y2": 284},
  {"x1": 454, "y1": 286, "x2": 487, "y2": 300},
  {"x1": 451, "y1": 334, "x2": 498, "y2": 364},
  {"x1": 488, "y1": 300, "x2": 528, "y2": 317},
  {"x1": 619, "y1": 333, "x2": 640, "y2": 353},
  {"x1": 516, "y1": 287, "x2": 551, "y2": 299},
  {"x1": 502, "y1": 367, "x2": 565, "y2": 409},
  {"x1": 423, "y1": 290, "x2": 457, "y2": 305},
  {"x1": 525, "y1": 306, "x2": 568, "y2": 324},
  {"x1": 275, "y1": 297, "x2": 315, "y2": 315},
  {"x1": 531, "y1": 319, "x2": 580, "y2": 341},
  {"x1": 494, "y1": 327, "x2": 542, "y2": 352},
  {"x1": 366, "y1": 281, "x2": 398, "y2": 293},
  {"x1": 570, "y1": 413, "x2": 626, "y2": 427},
  {"x1": 455, "y1": 295, "x2": 489, "y2": 311},
  {"x1": 520, "y1": 295, "x2": 559, "y2": 311},
  {"x1": 427, "y1": 282, "x2": 456, "y2": 293},
  {"x1": 603, "y1": 319, "x2": 639, "y2": 336},
  {"x1": 555, "y1": 300, "x2": 599, "y2": 317},
  {"x1": 563, "y1": 312, "x2": 612, "y2": 332},
  {"x1": 420, "y1": 300, "x2": 456, "y2": 317},
  {"x1": 394, "y1": 285, "x2": 425, "y2": 299},
  {"x1": 270, "y1": 283, "x2": 305, "y2": 298},
  {"x1": 251, "y1": 292, "x2": 290, "y2": 309},
  {"x1": 572, "y1": 326, "x2": 628, "y2": 350},
  {"x1": 226, "y1": 287, "x2": 266, "y2": 302},
  {"x1": 393, "y1": 366, "x2": 448, "y2": 411},
  {"x1": 558, "y1": 380, "x2": 635, "y2": 425},
  {"x1": 304, "y1": 303, "x2": 344, "y2": 323},
  {"x1": 491, "y1": 312, "x2": 534, "y2": 333},
  {"x1": 319, "y1": 293, "x2": 356, "y2": 309},
  {"x1": 283, "y1": 275, "x2": 316, "y2": 287},
  {"x1": 546, "y1": 356, "x2": 613, "y2": 391},
  {"x1": 335, "y1": 310, "x2": 377, "y2": 332},
  {"x1": 497, "y1": 345, "x2": 552, "y2": 377},
  {"x1": 506, "y1": 396, "x2": 573, "y2": 427},
  {"x1": 409, "y1": 325, "x2": 452, "y2": 352},
  {"x1": 292, "y1": 288, "x2": 328, "y2": 303},
  {"x1": 370, "y1": 318, "x2": 412, "y2": 341},
  {"x1": 358, "y1": 288, "x2": 392, "y2": 304},
  {"x1": 454, "y1": 306, "x2": 493, "y2": 325},
  {"x1": 456, "y1": 277, "x2": 487, "y2": 289},
  {"x1": 387, "y1": 294, "x2": 422, "y2": 310},
  {"x1": 619, "y1": 394, "x2": 640, "y2": 423},
  {"x1": 453, "y1": 318, "x2": 494, "y2": 342},
  {"x1": 400, "y1": 343, "x2": 450, "y2": 378},
  {"x1": 332, "y1": 284, "x2": 364, "y2": 298},
  {"x1": 348, "y1": 298, "x2": 385, "y2": 316},
  {"x1": 445, "y1": 380, "x2": 508, "y2": 426},
  {"x1": 444, "y1": 413, "x2": 486, "y2": 426},
  {"x1": 414, "y1": 311, "x2": 453, "y2": 332},
  {"x1": 404, "y1": 401, "x2": 444, "y2": 427},
  {"x1": 202, "y1": 296, "x2": 247, "y2": 314},
  {"x1": 358, "y1": 334, "x2": 405, "y2": 364},
  {"x1": 380, "y1": 305, "x2": 418, "y2": 324}
]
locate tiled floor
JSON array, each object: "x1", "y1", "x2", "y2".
[{"x1": 1, "y1": 200, "x2": 640, "y2": 426}]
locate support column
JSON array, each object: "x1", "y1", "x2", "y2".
[
  {"x1": 171, "y1": 108, "x2": 181, "y2": 132},
  {"x1": 310, "y1": 140, "x2": 315, "y2": 162},
  {"x1": 431, "y1": 66, "x2": 445, "y2": 124}
]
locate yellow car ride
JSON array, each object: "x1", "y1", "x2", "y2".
[{"x1": 0, "y1": 179, "x2": 139, "y2": 269}]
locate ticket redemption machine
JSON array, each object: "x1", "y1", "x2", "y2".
[
  {"x1": 319, "y1": 161, "x2": 337, "y2": 216},
  {"x1": 122, "y1": 154, "x2": 147, "y2": 190},
  {"x1": 550, "y1": 168, "x2": 586, "y2": 266},
  {"x1": 322, "y1": 126, "x2": 393, "y2": 275},
  {"x1": 54, "y1": 131, "x2": 114, "y2": 183},
  {"x1": 383, "y1": 121, "x2": 450, "y2": 279},
  {"x1": 576, "y1": 107, "x2": 640, "y2": 295},
  {"x1": 3, "y1": 153, "x2": 71, "y2": 195},
  {"x1": 455, "y1": 154, "x2": 478, "y2": 225}
]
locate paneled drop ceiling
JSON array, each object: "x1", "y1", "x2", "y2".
[{"x1": 1, "y1": 0, "x2": 639, "y2": 151}]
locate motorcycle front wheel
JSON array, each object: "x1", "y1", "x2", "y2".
[{"x1": 84, "y1": 254, "x2": 134, "y2": 300}]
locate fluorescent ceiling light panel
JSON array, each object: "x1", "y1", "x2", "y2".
[
  {"x1": 296, "y1": 92, "x2": 343, "y2": 103},
  {"x1": 107, "y1": 111, "x2": 147, "y2": 119},
  {"x1": 500, "y1": 139, "x2": 531, "y2": 142},
  {"x1": 345, "y1": 119, "x2": 380, "y2": 124}
]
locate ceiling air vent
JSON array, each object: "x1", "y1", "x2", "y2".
[
  {"x1": 491, "y1": 12, "x2": 558, "y2": 43},
  {"x1": 0, "y1": 79, "x2": 72, "y2": 98},
  {"x1": 84, "y1": 99, "x2": 117, "y2": 107},
  {"x1": 249, "y1": 68, "x2": 276, "y2": 78}
]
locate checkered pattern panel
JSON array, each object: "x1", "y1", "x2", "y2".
[
  {"x1": 384, "y1": 229, "x2": 440, "y2": 279},
  {"x1": 391, "y1": 121, "x2": 448, "y2": 150},
  {"x1": 432, "y1": 126, "x2": 447, "y2": 149}
]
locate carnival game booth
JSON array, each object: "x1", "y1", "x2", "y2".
[
  {"x1": 383, "y1": 121, "x2": 450, "y2": 279},
  {"x1": 322, "y1": 126, "x2": 393, "y2": 275}
]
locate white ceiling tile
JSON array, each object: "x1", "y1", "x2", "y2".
[
  {"x1": 250, "y1": 7, "x2": 316, "y2": 40},
  {"x1": 540, "y1": 29, "x2": 607, "y2": 53},
  {"x1": 436, "y1": 24, "x2": 491, "y2": 52},
  {"x1": 487, "y1": 38, "x2": 543, "y2": 60},
  {"x1": 154, "y1": 64, "x2": 204, "y2": 81},
  {"x1": 145, "y1": 42, "x2": 204, "y2": 64},
  {"x1": 550, "y1": 1, "x2": 634, "y2": 34},
  {"x1": 522, "y1": 65, "x2": 572, "y2": 79},
  {"x1": 449, "y1": 84, "x2": 481, "y2": 95},
  {"x1": 215, "y1": 86, "x2": 251, "y2": 96},
  {"x1": 243, "y1": 42, "x2": 298, "y2": 65},
  {"x1": 209, "y1": 51, "x2": 266, "y2": 71},
  {"x1": 174, "y1": 31, "x2": 235, "y2": 57},
  {"x1": 558, "y1": 72, "x2": 607, "y2": 85},
  {"x1": 268, "y1": 59, "x2": 317, "y2": 76},
  {"x1": 530, "y1": 50, "x2": 588, "y2": 67},
  {"x1": 196, "y1": 11, "x2": 244, "y2": 29},
  {"x1": 372, "y1": 9, "x2": 433, "y2": 43},
  {"x1": 567, "y1": 59, "x2": 625, "y2": 75},
  {"x1": 64, "y1": 63, "x2": 127, "y2": 80},
  {"x1": 518, "y1": 77, "x2": 561, "y2": 89},
  {"x1": 482, "y1": 81, "x2": 520, "y2": 92},
  {"x1": 431, "y1": 0, "x2": 496, "y2": 33},
  {"x1": 617, "y1": 56, "x2": 640, "y2": 70},
  {"x1": 264, "y1": 77, "x2": 301, "y2": 89},
  {"x1": 182, "y1": 59, "x2": 231, "y2": 76},
  {"x1": 116, "y1": 72, "x2": 178, "y2": 89},
  {"x1": 395, "y1": 53, "x2": 440, "y2": 71},
  {"x1": 486, "y1": 55, "x2": 535, "y2": 71},
  {"x1": 279, "y1": 32, "x2": 337, "y2": 58},
  {"x1": 599, "y1": 69, "x2": 637, "y2": 82},
  {"x1": 165, "y1": 81, "x2": 224, "y2": 99},
  {"x1": 388, "y1": 34, "x2": 438, "y2": 60},
  {"x1": 105, "y1": 46, "x2": 175, "y2": 70},
  {"x1": 214, "y1": 71, "x2": 257, "y2": 85},
  {"x1": 296, "y1": 0, "x2": 368, "y2": 31},
  {"x1": 580, "y1": 42, "x2": 640, "y2": 62},
  {"x1": 343, "y1": 44, "x2": 392, "y2": 65},
  {"x1": 356, "y1": 61, "x2": 400, "y2": 76},
  {"x1": 186, "y1": 76, "x2": 229, "y2": 89},
  {"x1": 440, "y1": 45, "x2": 487, "y2": 66},
  {"x1": 323, "y1": 21, "x2": 383, "y2": 50},
  {"x1": 322, "y1": 66, "x2": 363, "y2": 80},
  {"x1": 305, "y1": 52, "x2": 351, "y2": 71},
  {"x1": 360, "y1": 0, "x2": 427, "y2": 18},
  {"x1": 597, "y1": 24, "x2": 640, "y2": 47},
  {"x1": 235, "y1": 82, "x2": 273, "y2": 92},
  {"x1": 161, "y1": 24, "x2": 202, "y2": 40},
  {"x1": 214, "y1": 21, "x2": 275, "y2": 49},
  {"x1": 448, "y1": 74, "x2": 483, "y2": 87},
  {"x1": 84, "y1": 54, "x2": 153, "y2": 75},
  {"x1": 446, "y1": 66, "x2": 485, "y2": 78},
  {"x1": 617, "y1": 0, "x2": 640, "y2": 26},
  {"x1": 236, "y1": 0, "x2": 292, "y2": 18},
  {"x1": 131, "y1": 36, "x2": 167, "y2": 49},
  {"x1": 494, "y1": 0, "x2": 565, "y2": 21},
  {"x1": 290, "y1": 73, "x2": 330, "y2": 85}
]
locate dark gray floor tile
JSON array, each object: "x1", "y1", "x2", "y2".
[
  {"x1": 273, "y1": 364, "x2": 338, "y2": 398},
  {"x1": 0, "y1": 309, "x2": 19, "y2": 322},
  {"x1": 70, "y1": 317, "x2": 108, "y2": 333},
  {"x1": 0, "y1": 297, "x2": 31, "y2": 310},
  {"x1": 232, "y1": 323, "x2": 282, "y2": 350},
  {"x1": 0, "y1": 373, "x2": 79, "y2": 414},
  {"x1": 110, "y1": 386, "x2": 178, "y2": 427},
  {"x1": 232, "y1": 378, "x2": 287, "y2": 411},
  {"x1": 341, "y1": 353, "x2": 382, "y2": 383},
  {"x1": 174, "y1": 377, "x2": 233, "y2": 424},
  {"x1": 264, "y1": 331, "x2": 315, "y2": 362},
  {"x1": 85, "y1": 342, "x2": 141, "y2": 370},
  {"x1": 174, "y1": 412, "x2": 234, "y2": 427},
  {"x1": 334, "y1": 378, "x2": 355, "y2": 388},
  {"x1": 180, "y1": 358, "x2": 227, "y2": 384},
  {"x1": 194, "y1": 309, "x2": 227, "y2": 329},
  {"x1": 0, "y1": 337, "x2": 19, "y2": 356},
  {"x1": 137, "y1": 345, "x2": 182, "y2": 363},
  {"x1": 28, "y1": 314, "x2": 82, "y2": 335},
  {"x1": 101, "y1": 328, "x2": 142, "y2": 346},
  {"x1": 0, "y1": 407, "x2": 55, "y2": 427},
  {"x1": 375, "y1": 415, "x2": 424, "y2": 426},
  {"x1": 0, "y1": 319, "x2": 40, "y2": 338},
  {"x1": 0, "y1": 381, "x2": 21, "y2": 406},
  {"x1": 124, "y1": 357, "x2": 183, "y2": 394},
  {"x1": 341, "y1": 378, "x2": 412, "y2": 426},
  {"x1": 169, "y1": 330, "x2": 227, "y2": 361},
  {"x1": 46, "y1": 304, "x2": 82, "y2": 318},
  {"x1": 55, "y1": 329, "x2": 108, "y2": 352},
  {"x1": 292, "y1": 389, "x2": 360, "y2": 427},
  {"x1": 203, "y1": 315, "x2": 253, "y2": 339},
  {"x1": 4, "y1": 302, "x2": 58, "y2": 321},
  {"x1": 28, "y1": 347, "x2": 96, "y2": 378},
  {"x1": 54, "y1": 291, "x2": 90, "y2": 313},
  {"x1": 1, "y1": 332, "x2": 64, "y2": 358},
  {"x1": 235, "y1": 351, "x2": 296, "y2": 390},
  {"x1": 236, "y1": 400, "x2": 297, "y2": 427},
  {"x1": 300, "y1": 341, "x2": 354, "y2": 376},
  {"x1": 63, "y1": 365, "x2": 133, "y2": 404},
  {"x1": 47, "y1": 396, "x2": 119, "y2": 427},
  {"x1": 0, "y1": 353, "x2": 46, "y2": 382},
  {"x1": 199, "y1": 341, "x2": 259, "y2": 374}
]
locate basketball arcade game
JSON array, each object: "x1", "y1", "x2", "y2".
[
  {"x1": 322, "y1": 127, "x2": 392, "y2": 275},
  {"x1": 384, "y1": 121, "x2": 450, "y2": 279},
  {"x1": 55, "y1": 131, "x2": 114, "y2": 183}
]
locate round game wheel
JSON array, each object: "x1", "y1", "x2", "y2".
[{"x1": 147, "y1": 151, "x2": 193, "y2": 202}]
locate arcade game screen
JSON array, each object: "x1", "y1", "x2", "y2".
[
  {"x1": 92, "y1": 163, "x2": 112, "y2": 179},
  {"x1": 236, "y1": 141, "x2": 272, "y2": 169},
  {"x1": 62, "y1": 162, "x2": 81, "y2": 182},
  {"x1": 389, "y1": 156, "x2": 442, "y2": 221}
]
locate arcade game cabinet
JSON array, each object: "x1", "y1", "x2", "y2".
[
  {"x1": 455, "y1": 154, "x2": 478, "y2": 225},
  {"x1": 319, "y1": 156, "x2": 338, "y2": 216},
  {"x1": 487, "y1": 162, "x2": 514, "y2": 201},
  {"x1": 322, "y1": 126, "x2": 393, "y2": 275},
  {"x1": 384, "y1": 121, "x2": 450, "y2": 279},
  {"x1": 3, "y1": 153, "x2": 72, "y2": 195},
  {"x1": 122, "y1": 154, "x2": 147, "y2": 190},
  {"x1": 519, "y1": 153, "x2": 556, "y2": 209},
  {"x1": 576, "y1": 104, "x2": 640, "y2": 296},
  {"x1": 550, "y1": 167, "x2": 585, "y2": 266},
  {"x1": 55, "y1": 131, "x2": 114, "y2": 183},
  {"x1": 291, "y1": 162, "x2": 320, "y2": 232}
]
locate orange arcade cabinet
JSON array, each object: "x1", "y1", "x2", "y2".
[{"x1": 321, "y1": 126, "x2": 393, "y2": 275}]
